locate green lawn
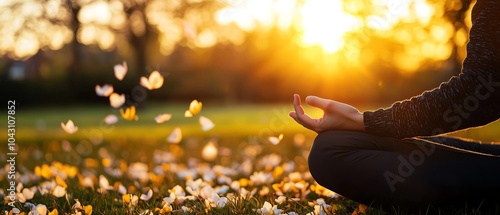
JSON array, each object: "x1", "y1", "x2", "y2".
[{"x1": 2, "y1": 103, "x2": 500, "y2": 214}]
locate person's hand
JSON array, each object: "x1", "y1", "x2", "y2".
[{"x1": 289, "y1": 94, "x2": 365, "y2": 133}]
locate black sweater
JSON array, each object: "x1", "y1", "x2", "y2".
[{"x1": 364, "y1": 0, "x2": 500, "y2": 139}]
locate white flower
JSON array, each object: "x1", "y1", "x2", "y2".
[
  {"x1": 140, "y1": 189, "x2": 153, "y2": 201},
  {"x1": 98, "y1": 175, "x2": 114, "y2": 192},
  {"x1": 52, "y1": 185, "x2": 66, "y2": 197},
  {"x1": 127, "y1": 162, "x2": 149, "y2": 183},
  {"x1": 209, "y1": 193, "x2": 228, "y2": 208},
  {"x1": 275, "y1": 196, "x2": 287, "y2": 204},
  {"x1": 249, "y1": 171, "x2": 272, "y2": 185},
  {"x1": 255, "y1": 201, "x2": 283, "y2": 215}
]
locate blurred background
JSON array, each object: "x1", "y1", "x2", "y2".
[{"x1": 0, "y1": 0, "x2": 474, "y2": 106}]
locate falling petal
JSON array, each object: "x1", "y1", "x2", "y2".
[
  {"x1": 104, "y1": 114, "x2": 119, "y2": 125},
  {"x1": 268, "y1": 134, "x2": 284, "y2": 145},
  {"x1": 140, "y1": 189, "x2": 153, "y2": 201},
  {"x1": 202, "y1": 141, "x2": 218, "y2": 162},
  {"x1": 109, "y1": 93, "x2": 125, "y2": 108},
  {"x1": 199, "y1": 116, "x2": 215, "y2": 131},
  {"x1": 61, "y1": 120, "x2": 78, "y2": 134},
  {"x1": 114, "y1": 61, "x2": 127, "y2": 81},
  {"x1": 120, "y1": 106, "x2": 138, "y2": 121},
  {"x1": 95, "y1": 84, "x2": 114, "y2": 97},
  {"x1": 167, "y1": 127, "x2": 182, "y2": 144},
  {"x1": 155, "y1": 114, "x2": 172, "y2": 123},
  {"x1": 184, "y1": 100, "x2": 202, "y2": 117},
  {"x1": 140, "y1": 70, "x2": 164, "y2": 90}
]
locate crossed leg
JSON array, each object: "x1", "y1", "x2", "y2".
[{"x1": 308, "y1": 130, "x2": 500, "y2": 213}]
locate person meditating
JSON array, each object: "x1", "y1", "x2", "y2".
[{"x1": 289, "y1": 0, "x2": 500, "y2": 212}]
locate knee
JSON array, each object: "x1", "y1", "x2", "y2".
[{"x1": 307, "y1": 130, "x2": 363, "y2": 185}]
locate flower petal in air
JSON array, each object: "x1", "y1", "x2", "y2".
[
  {"x1": 268, "y1": 134, "x2": 284, "y2": 145},
  {"x1": 167, "y1": 127, "x2": 182, "y2": 144},
  {"x1": 114, "y1": 61, "x2": 127, "y2": 81},
  {"x1": 109, "y1": 93, "x2": 125, "y2": 108},
  {"x1": 120, "y1": 106, "x2": 138, "y2": 121},
  {"x1": 104, "y1": 114, "x2": 119, "y2": 125},
  {"x1": 95, "y1": 84, "x2": 114, "y2": 97},
  {"x1": 155, "y1": 114, "x2": 172, "y2": 123},
  {"x1": 61, "y1": 120, "x2": 78, "y2": 134},
  {"x1": 184, "y1": 100, "x2": 202, "y2": 117},
  {"x1": 199, "y1": 116, "x2": 214, "y2": 131},
  {"x1": 140, "y1": 70, "x2": 164, "y2": 90}
]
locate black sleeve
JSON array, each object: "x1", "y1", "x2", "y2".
[{"x1": 363, "y1": 0, "x2": 500, "y2": 139}]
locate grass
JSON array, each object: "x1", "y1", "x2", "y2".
[{"x1": 1, "y1": 103, "x2": 500, "y2": 214}]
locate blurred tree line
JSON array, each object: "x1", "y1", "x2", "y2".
[{"x1": 0, "y1": 0, "x2": 474, "y2": 107}]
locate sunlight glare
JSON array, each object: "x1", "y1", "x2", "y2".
[{"x1": 299, "y1": 0, "x2": 359, "y2": 53}]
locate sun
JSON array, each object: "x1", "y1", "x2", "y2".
[
  {"x1": 215, "y1": 0, "x2": 360, "y2": 54},
  {"x1": 298, "y1": 0, "x2": 359, "y2": 53}
]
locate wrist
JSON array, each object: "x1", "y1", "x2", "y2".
[{"x1": 356, "y1": 112, "x2": 365, "y2": 131}]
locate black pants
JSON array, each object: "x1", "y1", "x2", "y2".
[{"x1": 308, "y1": 130, "x2": 500, "y2": 213}]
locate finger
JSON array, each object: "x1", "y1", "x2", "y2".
[
  {"x1": 293, "y1": 94, "x2": 305, "y2": 115},
  {"x1": 305, "y1": 96, "x2": 333, "y2": 110},
  {"x1": 290, "y1": 111, "x2": 316, "y2": 130}
]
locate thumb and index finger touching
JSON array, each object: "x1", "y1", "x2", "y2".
[{"x1": 289, "y1": 94, "x2": 331, "y2": 128}]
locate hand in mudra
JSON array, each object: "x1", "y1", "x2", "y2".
[{"x1": 289, "y1": 94, "x2": 365, "y2": 133}]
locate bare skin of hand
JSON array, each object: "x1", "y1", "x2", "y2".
[{"x1": 289, "y1": 94, "x2": 365, "y2": 133}]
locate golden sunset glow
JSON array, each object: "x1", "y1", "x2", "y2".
[{"x1": 0, "y1": 0, "x2": 472, "y2": 73}]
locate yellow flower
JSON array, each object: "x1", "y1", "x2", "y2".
[
  {"x1": 35, "y1": 164, "x2": 53, "y2": 179},
  {"x1": 184, "y1": 100, "x2": 202, "y2": 117},
  {"x1": 123, "y1": 194, "x2": 131, "y2": 204},
  {"x1": 120, "y1": 106, "x2": 138, "y2": 121},
  {"x1": 83, "y1": 205, "x2": 93, "y2": 215},
  {"x1": 48, "y1": 209, "x2": 59, "y2": 215},
  {"x1": 56, "y1": 176, "x2": 67, "y2": 188}
]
